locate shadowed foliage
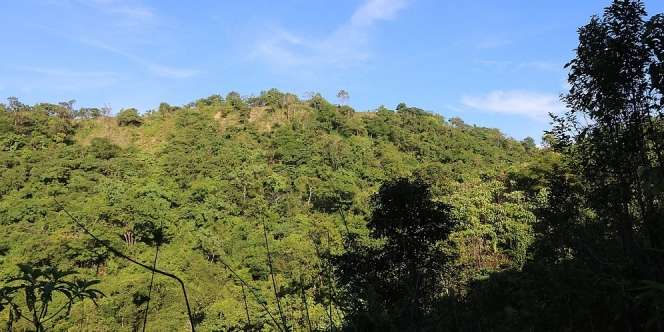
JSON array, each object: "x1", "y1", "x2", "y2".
[
  {"x1": 0, "y1": 264, "x2": 103, "y2": 331},
  {"x1": 333, "y1": 178, "x2": 456, "y2": 331}
]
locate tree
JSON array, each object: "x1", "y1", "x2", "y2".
[
  {"x1": 116, "y1": 108, "x2": 143, "y2": 127},
  {"x1": 520, "y1": 136, "x2": 537, "y2": 152},
  {"x1": 56, "y1": 100, "x2": 76, "y2": 119},
  {"x1": 0, "y1": 264, "x2": 103, "y2": 331},
  {"x1": 552, "y1": 0, "x2": 664, "y2": 271},
  {"x1": 336, "y1": 90, "x2": 349, "y2": 105},
  {"x1": 158, "y1": 102, "x2": 179, "y2": 115},
  {"x1": 88, "y1": 137, "x2": 122, "y2": 160},
  {"x1": 6, "y1": 97, "x2": 28, "y2": 113},
  {"x1": 75, "y1": 107, "x2": 103, "y2": 119},
  {"x1": 467, "y1": 1, "x2": 664, "y2": 330},
  {"x1": 333, "y1": 178, "x2": 456, "y2": 331}
]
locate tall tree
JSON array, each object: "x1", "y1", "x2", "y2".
[
  {"x1": 332, "y1": 178, "x2": 456, "y2": 331},
  {"x1": 552, "y1": 0, "x2": 664, "y2": 275}
]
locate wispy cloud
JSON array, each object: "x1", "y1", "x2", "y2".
[
  {"x1": 461, "y1": 90, "x2": 565, "y2": 120},
  {"x1": 7, "y1": 65, "x2": 119, "y2": 91},
  {"x1": 14, "y1": 66, "x2": 117, "y2": 78},
  {"x1": 252, "y1": 0, "x2": 410, "y2": 68},
  {"x1": 43, "y1": 0, "x2": 196, "y2": 79},
  {"x1": 143, "y1": 64, "x2": 200, "y2": 79},
  {"x1": 477, "y1": 59, "x2": 562, "y2": 72},
  {"x1": 71, "y1": 0, "x2": 156, "y2": 26},
  {"x1": 79, "y1": 39, "x2": 199, "y2": 78},
  {"x1": 351, "y1": 0, "x2": 409, "y2": 26},
  {"x1": 476, "y1": 37, "x2": 512, "y2": 49},
  {"x1": 520, "y1": 61, "x2": 562, "y2": 72}
]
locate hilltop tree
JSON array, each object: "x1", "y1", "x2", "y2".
[
  {"x1": 116, "y1": 108, "x2": 143, "y2": 127},
  {"x1": 6, "y1": 97, "x2": 29, "y2": 113},
  {"x1": 336, "y1": 90, "x2": 349, "y2": 105}
]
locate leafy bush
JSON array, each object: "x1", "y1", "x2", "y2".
[{"x1": 116, "y1": 108, "x2": 143, "y2": 127}]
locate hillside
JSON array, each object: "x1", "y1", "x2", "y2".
[
  {"x1": 0, "y1": 91, "x2": 540, "y2": 330},
  {"x1": 3, "y1": 1, "x2": 664, "y2": 331}
]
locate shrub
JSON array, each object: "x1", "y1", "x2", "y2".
[{"x1": 116, "y1": 108, "x2": 143, "y2": 127}]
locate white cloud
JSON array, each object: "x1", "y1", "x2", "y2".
[
  {"x1": 351, "y1": 0, "x2": 409, "y2": 26},
  {"x1": 253, "y1": 29, "x2": 310, "y2": 67},
  {"x1": 461, "y1": 90, "x2": 565, "y2": 120},
  {"x1": 251, "y1": 0, "x2": 410, "y2": 68}
]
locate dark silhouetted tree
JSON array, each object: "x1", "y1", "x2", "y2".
[
  {"x1": 552, "y1": 0, "x2": 664, "y2": 275},
  {"x1": 332, "y1": 178, "x2": 456, "y2": 331},
  {"x1": 458, "y1": 2, "x2": 664, "y2": 331},
  {"x1": 0, "y1": 264, "x2": 103, "y2": 331}
]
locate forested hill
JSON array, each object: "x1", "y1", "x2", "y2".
[
  {"x1": 0, "y1": 92, "x2": 542, "y2": 330},
  {"x1": 3, "y1": 1, "x2": 664, "y2": 331}
]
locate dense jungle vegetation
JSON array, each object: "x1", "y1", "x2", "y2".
[{"x1": 1, "y1": 0, "x2": 664, "y2": 331}]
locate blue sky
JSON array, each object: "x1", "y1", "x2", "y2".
[{"x1": 2, "y1": 0, "x2": 663, "y2": 140}]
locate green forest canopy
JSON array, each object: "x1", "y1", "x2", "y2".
[{"x1": 0, "y1": 89, "x2": 543, "y2": 330}]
